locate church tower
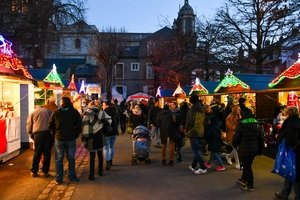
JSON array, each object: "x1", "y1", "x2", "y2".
[{"x1": 174, "y1": 0, "x2": 196, "y2": 35}]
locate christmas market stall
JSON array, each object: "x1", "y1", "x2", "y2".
[
  {"x1": 214, "y1": 69, "x2": 255, "y2": 113},
  {"x1": 30, "y1": 64, "x2": 64, "y2": 107},
  {"x1": 0, "y1": 35, "x2": 34, "y2": 162},
  {"x1": 189, "y1": 77, "x2": 214, "y2": 105}
]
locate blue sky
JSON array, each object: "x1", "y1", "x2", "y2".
[{"x1": 86, "y1": 0, "x2": 224, "y2": 33}]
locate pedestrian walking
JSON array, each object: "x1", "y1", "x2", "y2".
[
  {"x1": 26, "y1": 104, "x2": 53, "y2": 177},
  {"x1": 102, "y1": 101, "x2": 118, "y2": 170},
  {"x1": 48, "y1": 97, "x2": 82, "y2": 184},
  {"x1": 274, "y1": 106, "x2": 300, "y2": 200},
  {"x1": 232, "y1": 108, "x2": 264, "y2": 191},
  {"x1": 225, "y1": 104, "x2": 242, "y2": 169},
  {"x1": 156, "y1": 103, "x2": 176, "y2": 166},
  {"x1": 185, "y1": 95, "x2": 207, "y2": 175},
  {"x1": 82, "y1": 101, "x2": 109, "y2": 180},
  {"x1": 205, "y1": 104, "x2": 226, "y2": 172}
]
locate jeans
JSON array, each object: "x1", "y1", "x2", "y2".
[
  {"x1": 240, "y1": 154, "x2": 255, "y2": 187},
  {"x1": 54, "y1": 139, "x2": 76, "y2": 182},
  {"x1": 190, "y1": 137, "x2": 206, "y2": 169},
  {"x1": 103, "y1": 135, "x2": 117, "y2": 161},
  {"x1": 150, "y1": 126, "x2": 161, "y2": 146},
  {"x1": 31, "y1": 131, "x2": 53, "y2": 174},
  {"x1": 279, "y1": 178, "x2": 300, "y2": 200},
  {"x1": 176, "y1": 134, "x2": 184, "y2": 162},
  {"x1": 208, "y1": 152, "x2": 224, "y2": 166}
]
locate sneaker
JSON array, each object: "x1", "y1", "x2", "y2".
[
  {"x1": 155, "y1": 144, "x2": 161, "y2": 148},
  {"x1": 204, "y1": 162, "x2": 212, "y2": 169},
  {"x1": 215, "y1": 165, "x2": 226, "y2": 171},
  {"x1": 31, "y1": 172, "x2": 38, "y2": 177},
  {"x1": 188, "y1": 165, "x2": 196, "y2": 172},
  {"x1": 237, "y1": 178, "x2": 247, "y2": 186},
  {"x1": 226, "y1": 155, "x2": 232, "y2": 165},
  {"x1": 194, "y1": 168, "x2": 207, "y2": 175},
  {"x1": 54, "y1": 180, "x2": 63, "y2": 185},
  {"x1": 176, "y1": 159, "x2": 184, "y2": 164},
  {"x1": 240, "y1": 185, "x2": 254, "y2": 192},
  {"x1": 235, "y1": 164, "x2": 243, "y2": 170}
]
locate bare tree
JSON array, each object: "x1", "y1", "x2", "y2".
[
  {"x1": 0, "y1": 0, "x2": 86, "y2": 67},
  {"x1": 215, "y1": 0, "x2": 300, "y2": 73},
  {"x1": 90, "y1": 28, "x2": 128, "y2": 101}
]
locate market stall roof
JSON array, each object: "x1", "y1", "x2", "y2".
[
  {"x1": 0, "y1": 34, "x2": 32, "y2": 79},
  {"x1": 67, "y1": 74, "x2": 77, "y2": 91},
  {"x1": 43, "y1": 64, "x2": 64, "y2": 88},
  {"x1": 268, "y1": 53, "x2": 300, "y2": 89},
  {"x1": 172, "y1": 83, "x2": 186, "y2": 97},
  {"x1": 214, "y1": 69, "x2": 250, "y2": 93},
  {"x1": 127, "y1": 92, "x2": 153, "y2": 101},
  {"x1": 189, "y1": 78, "x2": 209, "y2": 95}
]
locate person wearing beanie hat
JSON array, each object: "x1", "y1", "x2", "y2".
[{"x1": 232, "y1": 108, "x2": 264, "y2": 191}]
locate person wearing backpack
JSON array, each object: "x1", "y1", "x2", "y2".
[
  {"x1": 185, "y1": 95, "x2": 207, "y2": 175},
  {"x1": 81, "y1": 101, "x2": 111, "y2": 180}
]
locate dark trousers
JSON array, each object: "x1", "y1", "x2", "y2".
[
  {"x1": 190, "y1": 137, "x2": 206, "y2": 170},
  {"x1": 31, "y1": 131, "x2": 53, "y2": 174},
  {"x1": 240, "y1": 154, "x2": 256, "y2": 187},
  {"x1": 89, "y1": 150, "x2": 103, "y2": 175}
]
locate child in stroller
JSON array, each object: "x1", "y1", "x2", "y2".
[{"x1": 131, "y1": 125, "x2": 151, "y2": 165}]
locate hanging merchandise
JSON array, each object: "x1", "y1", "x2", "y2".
[{"x1": 287, "y1": 91, "x2": 298, "y2": 108}]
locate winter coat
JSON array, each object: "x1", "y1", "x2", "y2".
[
  {"x1": 128, "y1": 110, "x2": 147, "y2": 129},
  {"x1": 185, "y1": 101, "x2": 205, "y2": 138},
  {"x1": 103, "y1": 106, "x2": 119, "y2": 137},
  {"x1": 232, "y1": 117, "x2": 264, "y2": 157},
  {"x1": 147, "y1": 106, "x2": 162, "y2": 127},
  {"x1": 207, "y1": 113, "x2": 222, "y2": 152},
  {"x1": 81, "y1": 107, "x2": 111, "y2": 151},
  {"x1": 278, "y1": 116, "x2": 300, "y2": 183},
  {"x1": 226, "y1": 113, "x2": 240, "y2": 143},
  {"x1": 48, "y1": 106, "x2": 82, "y2": 141},
  {"x1": 156, "y1": 109, "x2": 176, "y2": 143}
]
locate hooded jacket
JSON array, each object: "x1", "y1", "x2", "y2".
[
  {"x1": 185, "y1": 101, "x2": 205, "y2": 138},
  {"x1": 232, "y1": 117, "x2": 264, "y2": 157}
]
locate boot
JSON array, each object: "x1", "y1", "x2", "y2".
[
  {"x1": 106, "y1": 161, "x2": 111, "y2": 170},
  {"x1": 88, "y1": 169, "x2": 95, "y2": 181}
]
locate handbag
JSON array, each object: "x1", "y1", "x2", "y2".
[{"x1": 271, "y1": 139, "x2": 296, "y2": 182}]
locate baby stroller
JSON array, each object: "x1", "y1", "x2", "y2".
[{"x1": 131, "y1": 125, "x2": 151, "y2": 165}]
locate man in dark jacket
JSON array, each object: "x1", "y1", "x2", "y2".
[
  {"x1": 274, "y1": 106, "x2": 300, "y2": 200},
  {"x1": 49, "y1": 97, "x2": 82, "y2": 184},
  {"x1": 232, "y1": 108, "x2": 264, "y2": 191}
]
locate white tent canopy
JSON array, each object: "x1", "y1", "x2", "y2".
[
  {"x1": 101, "y1": 88, "x2": 124, "y2": 103},
  {"x1": 127, "y1": 92, "x2": 153, "y2": 101}
]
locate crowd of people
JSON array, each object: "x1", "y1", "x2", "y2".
[{"x1": 26, "y1": 94, "x2": 300, "y2": 199}]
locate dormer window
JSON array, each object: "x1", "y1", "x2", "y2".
[{"x1": 75, "y1": 38, "x2": 81, "y2": 49}]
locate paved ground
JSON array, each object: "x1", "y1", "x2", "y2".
[{"x1": 0, "y1": 133, "x2": 294, "y2": 200}]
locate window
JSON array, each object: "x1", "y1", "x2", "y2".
[
  {"x1": 75, "y1": 38, "x2": 81, "y2": 49},
  {"x1": 115, "y1": 85, "x2": 124, "y2": 95},
  {"x1": 115, "y1": 63, "x2": 124, "y2": 79},
  {"x1": 131, "y1": 63, "x2": 139, "y2": 71},
  {"x1": 146, "y1": 63, "x2": 154, "y2": 79}
]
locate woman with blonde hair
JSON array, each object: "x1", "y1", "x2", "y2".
[{"x1": 225, "y1": 104, "x2": 242, "y2": 169}]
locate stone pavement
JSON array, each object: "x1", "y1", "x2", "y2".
[{"x1": 0, "y1": 133, "x2": 295, "y2": 200}]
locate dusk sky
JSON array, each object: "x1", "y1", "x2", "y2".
[{"x1": 86, "y1": 0, "x2": 224, "y2": 33}]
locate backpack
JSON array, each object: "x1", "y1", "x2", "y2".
[{"x1": 192, "y1": 111, "x2": 205, "y2": 137}]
